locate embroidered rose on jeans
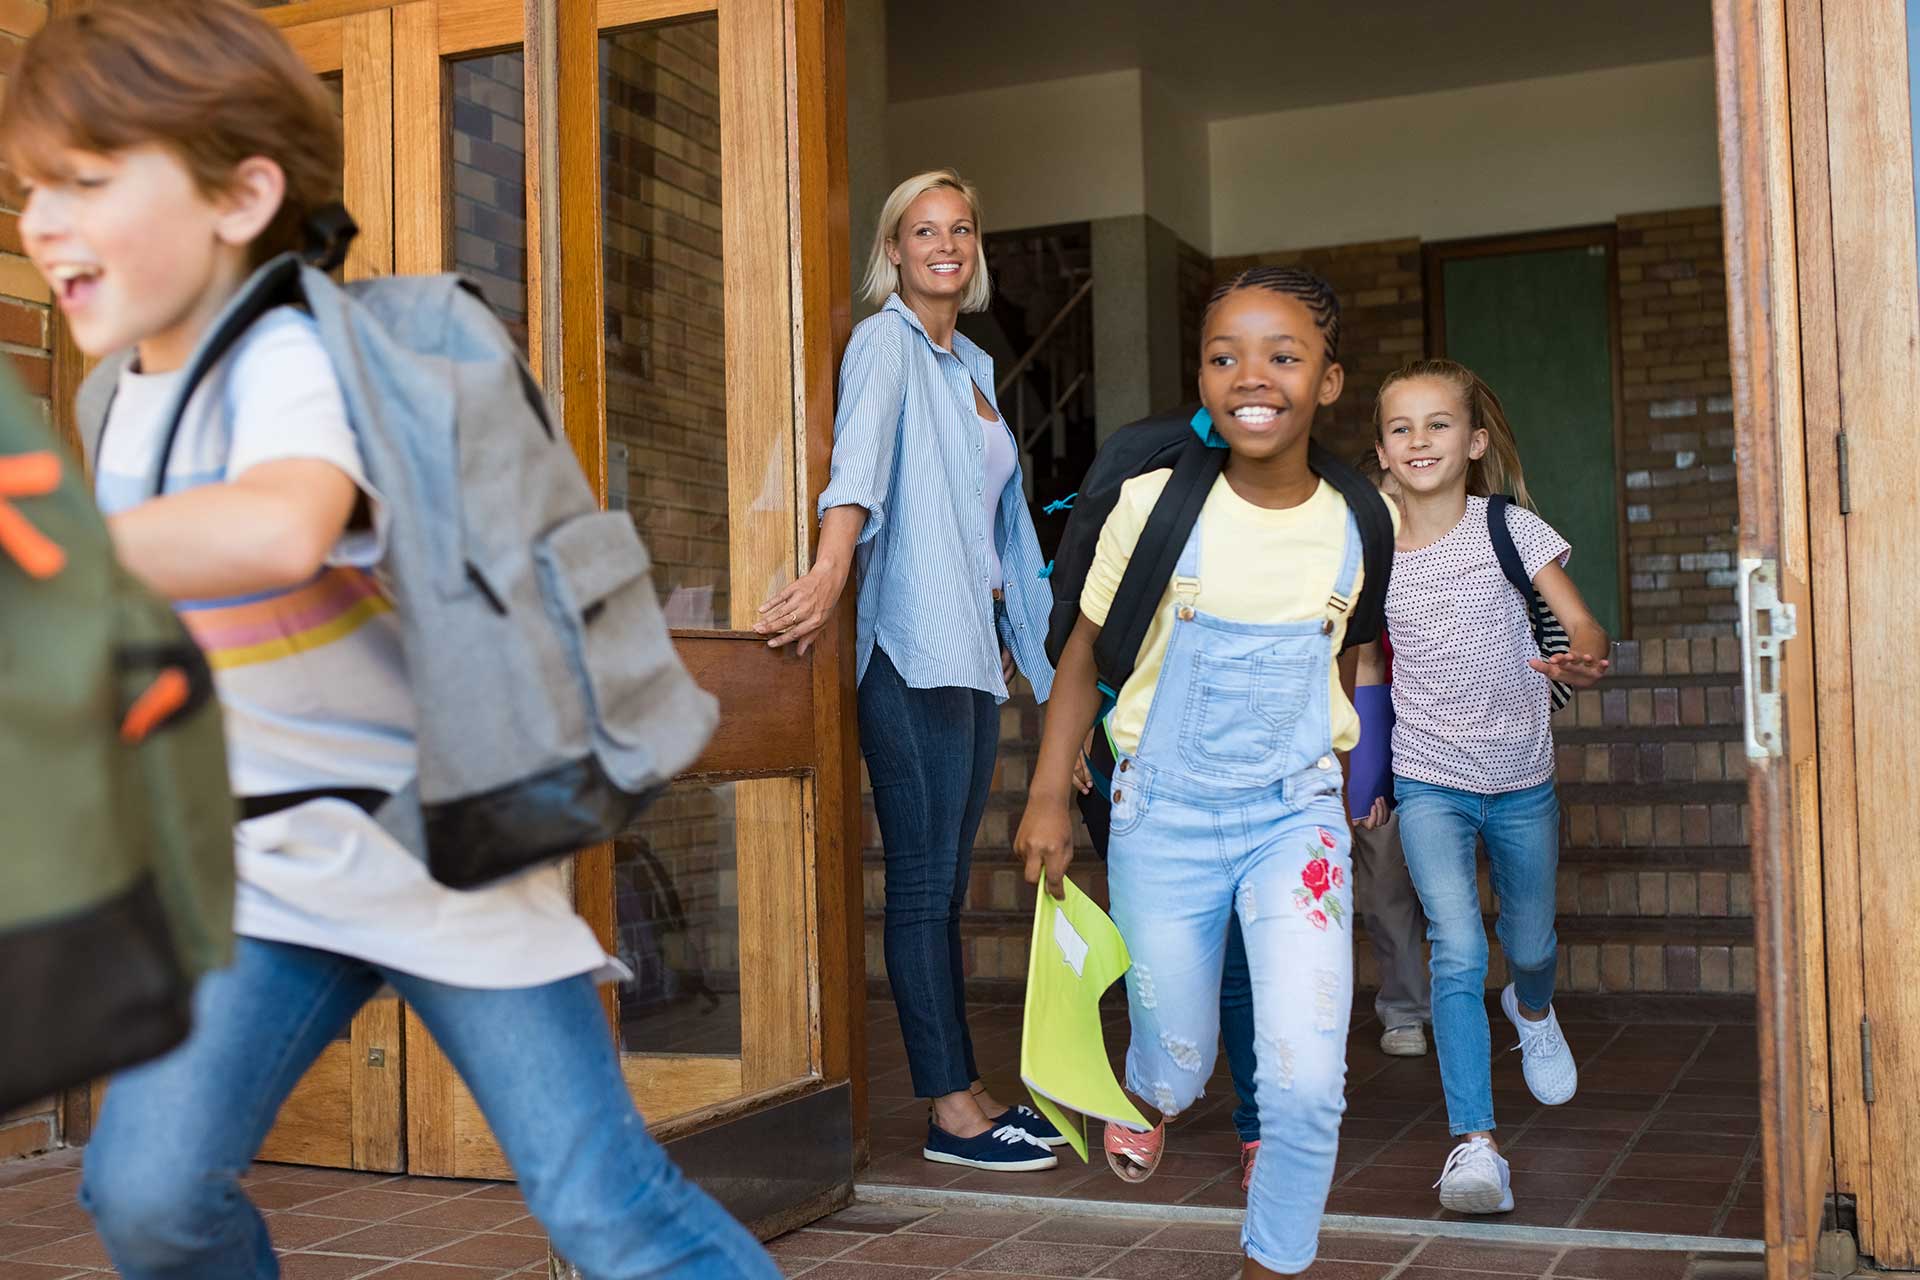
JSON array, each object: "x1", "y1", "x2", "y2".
[{"x1": 1293, "y1": 847, "x2": 1346, "y2": 929}]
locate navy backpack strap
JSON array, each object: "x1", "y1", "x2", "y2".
[
  {"x1": 1486, "y1": 494, "x2": 1535, "y2": 598},
  {"x1": 131, "y1": 255, "x2": 307, "y2": 500},
  {"x1": 1091, "y1": 439, "x2": 1223, "y2": 692}
]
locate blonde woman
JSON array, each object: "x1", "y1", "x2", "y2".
[{"x1": 756, "y1": 170, "x2": 1062, "y2": 1172}]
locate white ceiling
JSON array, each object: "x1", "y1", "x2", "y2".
[{"x1": 886, "y1": 0, "x2": 1713, "y2": 119}]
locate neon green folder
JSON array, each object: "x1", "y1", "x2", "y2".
[{"x1": 1019, "y1": 879, "x2": 1150, "y2": 1162}]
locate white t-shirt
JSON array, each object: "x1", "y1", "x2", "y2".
[
  {"x1": 1384, "y1": 495, "x2": 1572, "y2": 794},
  {"x1": 94, "y1": 308, "x2": 624, "y2": 988}
]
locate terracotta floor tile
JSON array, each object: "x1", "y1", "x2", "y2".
[
  {"x1": 1613, "y1": 1154, "x2": 1744, "y2": 1183},
  {"x1": 842, "y1": 1231, "x2": 996, "y2": 1267},
  {"x1": 960, "y1": 1238, "x2": 1121, "y2": 1276},
  {"x1": 278, "y1": 1254, "x2": 387, "y2": 1280},
  {"x1": 250, "y1": 1181, "x2": 354, "y2": 1212},
  {"x1": 814, "y1": 1203, "x2": 939, "y2": 1234},
  {"x1": 0, "y1": 1225, "x2": 74, "y2": 1259},
  {"x1": 1091, "y1": 1247, "x2": 1243, "y2": 1279},
  {"x1": 1279, "y1": 1263, "x2": 1393, "y2": 1279},
  {"x1": 1550, "y1": 1247, "x2": 1693, "y2": 1279},
  {"x1": 353, "y1": 1264, "x2": 499, "y2": 1279},
  {"x1": 1060, "y1": 1175, "x2": 1211, "y2": 1207},
  {"x1": 415, "y1": 1231, "x2": 551, "y2": 1270},
  {"x1": 6, "y1": 1231, "x2": 111, "y2": 1270},
  {"x1": 1628, "y1": 1132, "x2": 1751, "y2": 1157},
  {"x1": 1502, "y1": 1146, "x2": 1619, "y2": 1175},
  {"x1": 903, "y1": 1208, "x2": 1046, "y2": 1238},
  {"x1": 266, "y1": 1213, "x2": 367, "y2": 1251},
  {"x1": 1138, "y1": 1223, "x2": 1245, "y2": 1253},
  {"x1": 1574, "y1": 1200, "x2": 1720, "y2": 1235},
  {"x1": 1326, "y1": 1186, "x2": 1440, "y2": 1218},
  {"x1": 1594, "y1": 1176, "x2": 1729, "y2": 1207},
  {"x1": 311, "y1": 1222, "x2": 471, "y2": 1259},
  {"x1": 1406, "y1": 1237, "x2": 1560, "y2": 1273},
  {"x1": 0, "y1": 1262, "x2": 97, "y2": 1280},
  {"x1": 298, "y1": 1188, "x2": 450, "y2": 1223},
  {"x1": 1437, "y1": 1197, "x2": 1582, "y2": 1229},
  {"x1": 389, "y1": 1199, "x2": 529, "y2": 1233},
  {"x1": 789, "y1": 1262, "x2": 946, "y2": 1280},
  {"x1": 1019, "y1": 1217, "x2": 1161, "y2": 1247},
  {"x1": 1713, "y1": 1208, "x2": 1765, "y2": 1239},
  {"x1": 7, "y1": 1206, "x2": 86, "y2": 1235},
  {"x1": 767, "y1": 1229, "x2": 866, "y2": 1260}
]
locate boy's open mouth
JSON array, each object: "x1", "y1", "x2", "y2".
[{"x1": 48, "y1": 263, "x2": 102, "y2": 311}]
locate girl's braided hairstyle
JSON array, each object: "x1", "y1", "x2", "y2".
[{"x1": 1203, "y1": 266, "x2": 1342, "y2": 363}]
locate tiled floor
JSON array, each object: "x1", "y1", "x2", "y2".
[
  {"x1": 775, "y1": 1201, "x2": 1766, "y2": 1279},
  {"x1": 0, "y1": 998, "x2": 1766, "y2": 1279},
  {"x1": 861, "y1": 997, "x2": 1765, "y2": 1239},
  {"x1": 0, "y1": 1149, "x2": 552, "y2": 1279}
]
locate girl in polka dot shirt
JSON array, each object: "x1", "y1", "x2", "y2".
[{"x1": 1369, "y1": 359, "x2": 1610, "y2": 1217}]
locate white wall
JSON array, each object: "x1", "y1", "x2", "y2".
[
  {"x1": 1208, "y1": 57, "x2": 1720, "y2": 257},
  {"x1": 1141, "y1": 72, "x2": 1211, "y2": 252},
  {"x1": 885, "y1": 70, "x2": 1145, "y2": 233}
]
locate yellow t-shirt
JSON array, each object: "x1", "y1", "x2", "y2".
[{"x1": 1080, "y1": 472, "x2": 1391, "y2": 757}]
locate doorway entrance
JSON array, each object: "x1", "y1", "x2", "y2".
[{"x1": 226, "y1": 0, "x2": 860, "y2": 1236}]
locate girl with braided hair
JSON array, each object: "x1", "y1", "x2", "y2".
[{"x1": 1017, "y1": 266, "x2": 1393, "y2": 1277}]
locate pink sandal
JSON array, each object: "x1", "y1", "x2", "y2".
[{"x1": 1104, "y1": 1120, "x2": 1166, "y2": 1183}]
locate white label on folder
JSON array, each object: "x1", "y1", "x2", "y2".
[{"x1": 1052, "y1": 909, "x2": 1089, "y2": 977}]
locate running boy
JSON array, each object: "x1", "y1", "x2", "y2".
[
  {"x1": 1017, "y1": 267, "x2": 1390, "y2": 1278},
  {"x1": 4, "y1": 4, "x2": 777, "y2": 1276}
]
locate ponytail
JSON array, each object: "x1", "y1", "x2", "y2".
[{"x1": 1373, "y1": 358, "x2": 1534, "y2": 509}]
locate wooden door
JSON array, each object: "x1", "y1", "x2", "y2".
[
  {"x1": 376, "y1": 0, "x2": 862, "y2": 1236},
  {"x1": 1770, "y1": 0, "x2": 1920, "y2": 1267},
  {"x1": 250, "y1": 3, "x2": 407, "y2": 1174}
]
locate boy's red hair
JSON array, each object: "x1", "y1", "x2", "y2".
[{"x1": 0, "y1": 0, "x2": 343, "y2": 264}]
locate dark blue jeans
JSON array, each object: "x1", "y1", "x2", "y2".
[
  {"x1": 859, "y1": 645, "x2": 999, "y2": 1098},
  {"x1": 1220, "y1": 914, "x2": 1262, "y2": 1143}
]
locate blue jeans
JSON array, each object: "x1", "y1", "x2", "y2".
[
  {"x1": 1394, "y1": 776, "x2": 1560, "y2": 1136},
  {"x1": 858, "y1": 645, "x2": 998, "y2": 1098},
  {"x1": 81, "y1": 938, "x2": 780, "y2": 1280}
]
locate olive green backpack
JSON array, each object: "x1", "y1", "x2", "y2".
[{"x1": 0, "y1": 371, "x2": 233, "y2": 1112}]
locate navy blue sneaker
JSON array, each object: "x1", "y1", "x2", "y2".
[
  {"x1": 922, "y1": 1118, "x2": 1058, "y2": 1171},
  {"x1": 990, "y1": 1103, "x2": 1069, "y2": 1148}
]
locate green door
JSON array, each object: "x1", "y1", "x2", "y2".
[{"x1": 1440, "y1": 246, "x2": 1623, "y2": 636}]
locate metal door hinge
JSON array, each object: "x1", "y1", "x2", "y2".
[
  {"x1": 1862, "y1": 1017, "x2": 1876, "y2": 1104},
  {"x1": 1738, "y1": 558, "x2": 1797, "y2": 760},
  {"x1": 1838, "y1": 432, "x2": 1851, "y2": 515}
]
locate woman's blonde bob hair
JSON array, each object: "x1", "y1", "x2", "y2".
[{"x1": 861, "y1": 168, "x2": 993, "y2": 313}]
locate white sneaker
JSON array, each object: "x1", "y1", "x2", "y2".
[
  {"x1": 1379, "y1": 1024, "x2": 1428, "y2": 1057},
  {"x1": 1502, "y1": 984, "x2": 1578, "y2": 1106},
  {"x1": 1435, "y1": 1136, "x2": 1514, "y2": 1214}
]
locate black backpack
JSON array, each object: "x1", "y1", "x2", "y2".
[
  {"x1": 1043, "y1": 405, "x2": 1395, "y2": 855},
  {"x1": 1487, "y1": 495, "x2": 1573, "y2": 711}
]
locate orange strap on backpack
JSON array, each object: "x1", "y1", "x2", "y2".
[{"x1": 0, "y1": 451, "x2": 66, "y2": 579}]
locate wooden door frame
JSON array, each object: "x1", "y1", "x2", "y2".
[
  {"x1": 1713, "y1": 0, "x2": 1840, "y2": 1274},
  {"x1": 1422, "y1": 224, "x2": 1633, "y2": 639}
]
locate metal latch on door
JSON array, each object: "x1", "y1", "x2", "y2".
[{"x1": 1737, "y1": 558, "x2": 1797, "y2": 761}]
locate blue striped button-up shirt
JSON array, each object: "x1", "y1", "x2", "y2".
[{"x1": 818, "y1": 295, "x2": 1055, "y2": 704}]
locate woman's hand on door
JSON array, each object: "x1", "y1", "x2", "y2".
[{"x1": 756, "y1": 505, "x2": 862, "y2": 654}]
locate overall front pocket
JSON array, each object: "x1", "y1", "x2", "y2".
[{"x1": 1178, "y1": 649, "x2": 1313, "y2": 775}]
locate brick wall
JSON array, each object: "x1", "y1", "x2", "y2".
[
  {"x1": 597, "y1": 22, "x2": 739, "y2": 1053},
  {"x1": 0, "y1": 0, "x2": 59, "y2": 1163},
  {"x1": 1212, "y1": 237, "x2": 1425, "y2": 467},
  {"x1": 450, "y1": 53, "x2": 530, "y2": 351},
  {"x1": 600, "y1": 22, "x2": 729, "y2": 629},
  {"x1": 1617, "y1": 208, "x2": 1738, "y2": 637}
]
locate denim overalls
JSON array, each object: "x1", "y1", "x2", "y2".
[{"x1": 1106, "y1": 509, "x2": 1361, "y2": 1274}]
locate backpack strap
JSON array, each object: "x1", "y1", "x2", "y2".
[
  {"x1": 1307, "y1": 441, "x2": 1393, "y2": 650},
  {"x1": 103, "y1": 255, "x2": 308, "y2": 500},
  {"x1": 1486, "y1": 495, "x2": 1535, "y2": 598},
  {"x1": 1091, "y1": 439, "x2": 1223, "y2": 693}
]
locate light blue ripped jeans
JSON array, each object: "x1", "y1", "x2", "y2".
[{"x1": 1105, "y1": 513, "x2": 1358, "y2": 1275}]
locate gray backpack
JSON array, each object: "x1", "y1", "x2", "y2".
[{"x1": 78, "y1": 223, "x2": 717, "y2": 890}]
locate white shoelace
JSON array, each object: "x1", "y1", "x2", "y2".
[
  {"x1": 1512, "y1": 1012, "x2": 1567, "y2": 1058},
  {"x1": 1433, "y1": 1137, "x2": 1499, "y2": 1189},
  {"x1": 991, "y1": 1124, "x2": 1049, "y2": 1151}
]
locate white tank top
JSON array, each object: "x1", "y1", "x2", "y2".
[{"x1": 981, "y1": 411, "x2": 1017, "y2": 591}]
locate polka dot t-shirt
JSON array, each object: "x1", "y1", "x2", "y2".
[{"x1": 1386, "y1": 496, "x2": 1572, "y2": 794}]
